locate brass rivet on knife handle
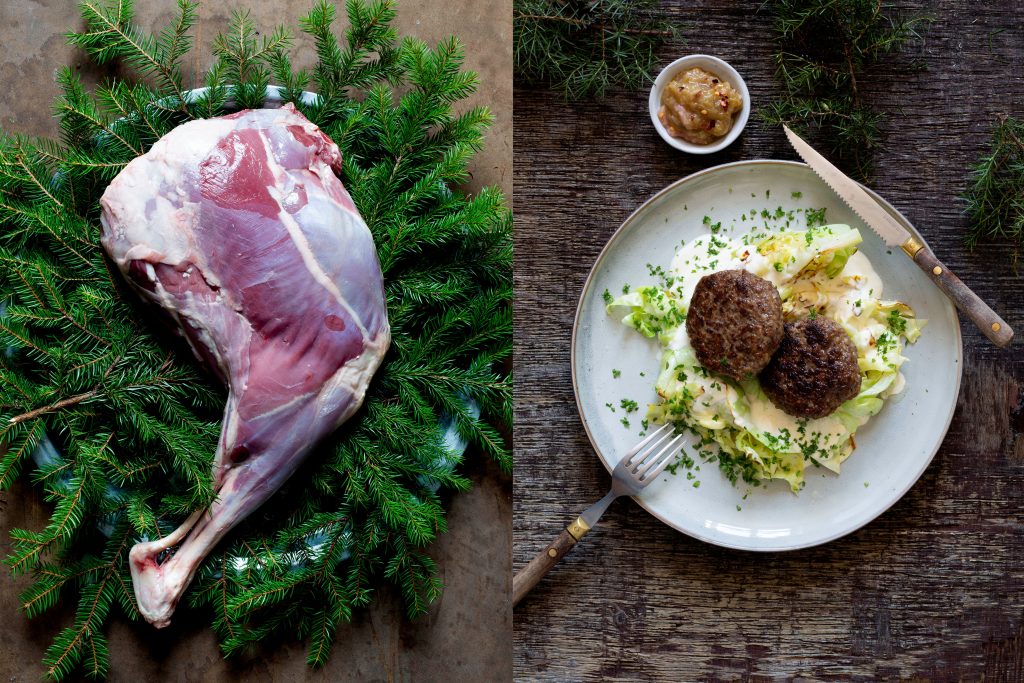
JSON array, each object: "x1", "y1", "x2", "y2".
[
  {"x1": 911, "y1": 245, "x2": 1014, "y2": 348},
  {"x1": 566, "y1": 516, "x2": 591, "y2": 541},
  {"x1": 783, "y1": 124, "x2": 1012, "y2": 347}
]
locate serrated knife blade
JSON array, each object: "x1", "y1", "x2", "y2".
[
  {"x1": 783, "y1": 125, "x2": 1013, "y2": 348},
  {"x1": 784, "y1": 127, "x2": 909, "y2": 248}
]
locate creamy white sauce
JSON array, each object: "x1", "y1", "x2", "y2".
[{"x1": 625, "y1": 223, "x2": 919, "y2": 490}]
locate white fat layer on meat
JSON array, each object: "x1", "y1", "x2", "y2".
[
  {"x1": 257, "y1": 133, "x2": 372, "y2": 340},
  {"x1": 145, "y1": 277, "x2": 231, "y2": 374},
  {"x1": 316, "y1": 328, "x2": 392, "y2": 429},
  {"x1": 100, "y1": 117, "x2": 234, "y2": 274},
  {"x1": 236, "y1": 390, "x2": 313, "y2": 423},
  {"x1": 220, "y1": 392, "x2": 241, "y2": 455}
]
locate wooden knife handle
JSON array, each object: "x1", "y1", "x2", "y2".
[
  {"x1": 912, "y1": 246, "x2": 1013, "y2": 347},
  {"x1": 512, "y1": 517, "x2": 590, "y2": 607}
]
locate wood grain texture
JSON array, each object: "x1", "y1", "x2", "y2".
[
  {"x1": 0, "y1": 1, "x2": 511, "y2": 680},
  {"x1": 512, "y1": 1, "x2": 1024, "y2": 680}
]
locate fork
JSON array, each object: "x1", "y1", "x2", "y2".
[{"x1": 512, "y1": 423, "x2": 684, "y2": 606}]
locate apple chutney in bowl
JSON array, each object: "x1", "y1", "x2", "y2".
[
  {"x1": 659, "y1": 67, "x2": 743, "y2": 145},
  {"x1": 649, "y1": 54, "x2": 750, "y2": 154}
]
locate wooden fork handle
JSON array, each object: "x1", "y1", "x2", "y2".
[{"x1": 512, "y1": 517, "x2": 590, "y2": 607}]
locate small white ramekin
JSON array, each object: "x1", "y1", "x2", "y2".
[{"x1": 649, "y1": 54, "x2": 750, "y2": 154}]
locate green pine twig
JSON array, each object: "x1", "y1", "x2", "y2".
[{"x1": 69, "y1": 0, "x2": 198, "y2": 110}]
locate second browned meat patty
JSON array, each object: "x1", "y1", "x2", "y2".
[
  {"x1": 686, "y1": 269, "x2": 784, "y2": 381},
  {"x1": 759, "y1": 317, "x2": 862, "y2": 419}
]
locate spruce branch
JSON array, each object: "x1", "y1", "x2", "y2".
[
  {"x1": 69, "y1": 0, "x2": 198, "y2": 109},
  {"x1": 7, "y1": 390, "x2": 99, "y2": 426},
  {"x1": 301, "y1": 0, "x2": 401, "y2": 107},
  {"x1": 40, "y1": 520, "x2": 132, "y2": 680},
  {"x1": 211, "y1": 10, "x2": 292, "y2": 110}
]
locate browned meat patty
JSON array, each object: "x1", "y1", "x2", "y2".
[
  {"x1": 686, "y1": 269, "x2": 784, "y2": 381},
  {"x1": 759, "y1": 317, "x2": 862, "y2": 419}
]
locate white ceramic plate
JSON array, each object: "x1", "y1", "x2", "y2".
[{"x1": 572, "y1": 160, "x2": 962, "y2": 551}]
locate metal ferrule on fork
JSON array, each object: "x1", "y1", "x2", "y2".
[
  {"x1": 513, "y1": 422, "x2": 685, "y2": 607},
  {"x1": 566, "y1": 516, "x2": 590, "y2": 541}
]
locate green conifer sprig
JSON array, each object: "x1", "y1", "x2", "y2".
[
  {"x1": 761, "y1": 0, "x2": 929, "y2": 180},
  {"x1": 0, "y1": 0, "x2": 510, "y2": 679},
  {"x1": 513, "y1": 0, "x2": 678, "y2": 100},
  {"x1": 69, "y1": 0, "x2": 198, "y2": 110},
  {"x1": 963, "y1": 115, "x2": 1024, "y2": 266}
]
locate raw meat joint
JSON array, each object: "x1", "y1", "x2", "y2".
[{"x1": 100, "y1": 103, "x2": 390, "y2": 628}]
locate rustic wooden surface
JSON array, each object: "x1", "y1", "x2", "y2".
[
  {"x1": 513, "y1": 1, "x2": 1024, "y2": 681},
  {"x1": 0, "y1": 1, "x2": 511, "y2": 681}
]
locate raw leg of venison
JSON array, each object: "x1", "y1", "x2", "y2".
[{"x1": 100, "y1": 103, "x2": 390, "y2": 628}]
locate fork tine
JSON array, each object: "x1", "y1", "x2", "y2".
[
  {"x1": 626, "y1": 425, "x2": 673, "y2": 466},
  {"x1": 628, "y1": 425, "x2": 676, "y2": 469},
  {"x1": 624, "y1": 423, "x2": 670, "y2": 461},
  {"x1": 636, "y1": 434, "x2": 684, "y2": 477},
  {"x1": 640, "y1": 456, "x2": 675, "y2": 482}
]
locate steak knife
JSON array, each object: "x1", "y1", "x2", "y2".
[{"x1": 784, "y1": 125, "x2": 1013, "y2": 348}]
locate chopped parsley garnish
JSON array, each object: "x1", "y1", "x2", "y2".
[
  {"x1": 605, "y1": 209, "x2": 909, "y2": 495},
  {"x1": 611, "y1": 369, "x2": 621, "y2": 378},
  {"x1": 602, "y1": 288, "x2": 613, "y2": 305},
  {"x1": 886, "y1": 309, "x2": 907, "y2": 335},
  {"x1": 876, "y1": 331, "x2": 897, "y2": 358},
  {"x1": 805, "y1": 207, "x2": 827, "y2": 226}
]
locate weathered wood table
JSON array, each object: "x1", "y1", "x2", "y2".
[
  {"x1": 0, "y1": 1, "x2": 511, "y2": 680},
  {"x1": 513, "y1": 1, "x2": 1023, "y2": 680}
]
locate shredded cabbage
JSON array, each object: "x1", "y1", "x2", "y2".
[{"x1": 609, "y1": 223, "x2": 924, "y2": 492}]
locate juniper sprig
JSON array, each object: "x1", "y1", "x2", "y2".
[
  {"x1": 761, "y1": 0, "x2": 929, "y2": 180},
  {"x1": 0, "y1": 0, "x2": 510, "y2": 679},
  {"x1": 963, "y1": 115, "x2": 1024, "y2": 267},
  {"x1": 513, "y1": 0, "x2": 678, "y2": 100}
]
